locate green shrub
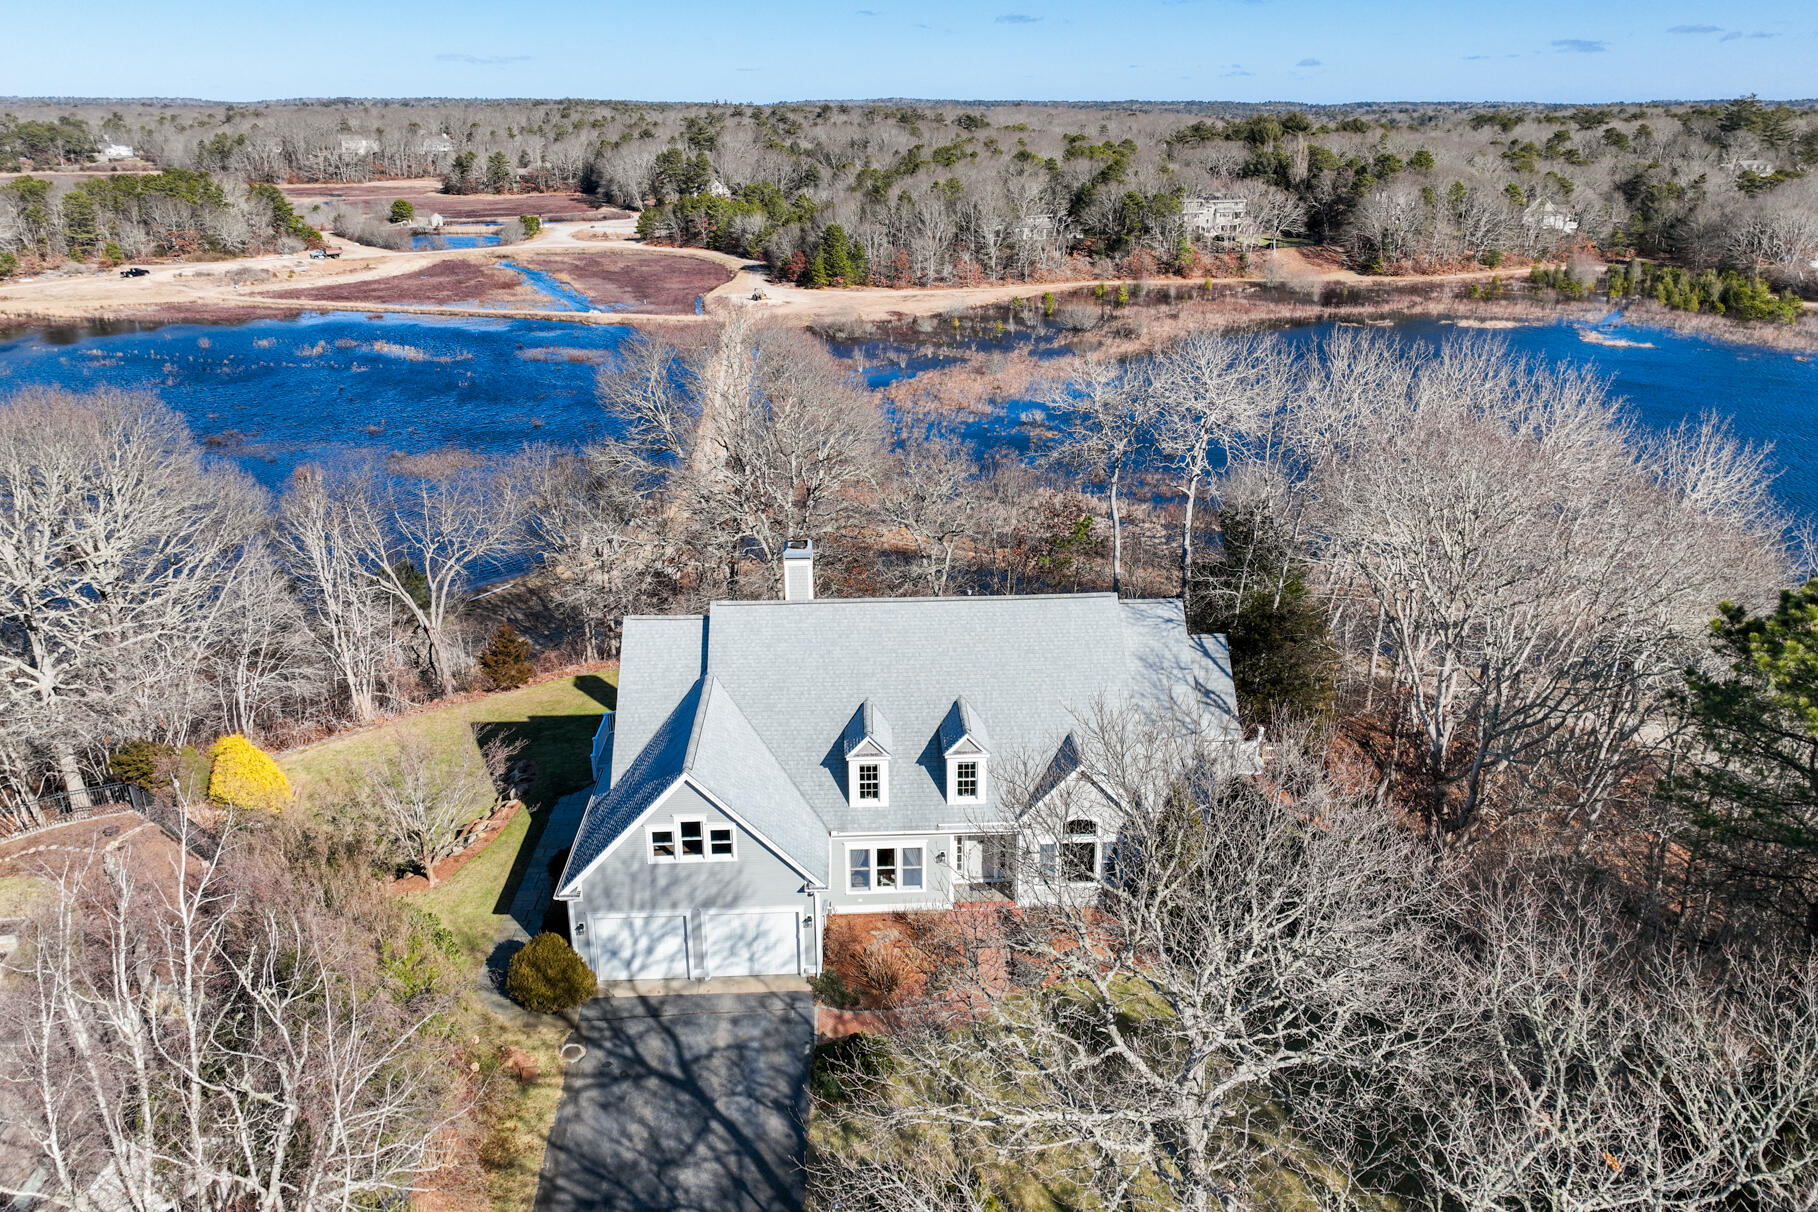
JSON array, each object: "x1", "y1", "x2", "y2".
[
  {"x1": 109, "y1": 739, "x2": 175, "y2": 791},
  {"x1": 519, "y1": 213, "x2": 542, "y2": 237},
  {"x1": 808, "y1": 967, "x2": 861, "y2": 1009},
  {"x1": 505, "y1": 932, "x2": 595, "y2": 1013},
  {"x1": 810, "y1": 1033, "x2": 891, "y2": 1103},
  {"x1": 389, "y1": 198, "x2": 415, "y2": 224},
  {"x1": 478, "y1": 623, "x2": 534, "y2": 690},
  {"x1": 0, "y1": 251, "x2": 16, "y2": 278}
]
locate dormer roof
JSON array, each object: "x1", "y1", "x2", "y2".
[
  {"x1": 938, "y1": 696, "x2": 992, "y2": 757},
  {"x1": 842, "y1": 700, "x2": 894, "y2": 759}
]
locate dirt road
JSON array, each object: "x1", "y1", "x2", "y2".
[{"x1": 0, "y1": 229, "x2": 1536, "y2": 331}]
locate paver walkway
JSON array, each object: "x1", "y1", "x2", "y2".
[{"x1": 507, "y1": 787, "x2": 592, "y2": 940}]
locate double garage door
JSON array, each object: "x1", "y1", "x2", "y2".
[{"x1": 588, "y1": 908, "x2": 803, "y2": 980}]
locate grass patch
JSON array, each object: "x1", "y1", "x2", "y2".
[
  {"x1": 279, "y1": 671, "x2": 616, "y2": 818},
  {"x1": 278, "y1": 670, "x2": 615, "y2": 969},
  {"x1": 416, "y1": 807, "x2": 535, "y2": 964},
  {"x1": 0, "y1": 875, "x2": 49, "y2": 916}
]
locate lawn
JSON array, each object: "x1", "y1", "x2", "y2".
[
  {"x1": 278, "y1": 670, "x2": 615, "y2": 966},
  {"x1": 279, "y1": 671, "x2": 616, "y2": 818}
]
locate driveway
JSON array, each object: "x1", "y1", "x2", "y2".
[{"x1": 534, "y1": 992, "x2": 815, "y2": 1212}]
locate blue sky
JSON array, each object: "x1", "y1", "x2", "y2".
[{"x1": 6, "y1": 0, "x2": 1814, "y2": 104}]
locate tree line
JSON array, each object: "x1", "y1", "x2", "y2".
[{"x1": 7, "y1": 96, "x2": 1813, "y2": 290}]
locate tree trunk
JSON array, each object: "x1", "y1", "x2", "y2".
[{"x1": 56, "y1": 745, "x2": 91, "y2": 810}]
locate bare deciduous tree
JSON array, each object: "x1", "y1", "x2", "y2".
[
  {"x1": 0, "y1": 842, "x2": 455, "y2": 1212},
  {"x1": 0, "y1": 388, "x2": 264, "y2": 802}
]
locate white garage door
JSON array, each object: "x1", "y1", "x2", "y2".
[
  {"x1": 588, "y1": 914, "x2": 691, "y2": 980},
  {"x1": 702, "y1": 909, "x2": 801, "y2": 978}
]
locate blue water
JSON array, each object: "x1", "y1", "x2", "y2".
[
  {"x1": 0, "y1": 310, "x2": 1813, "y2": 514},
  {"x1": 498, "y1": 260, "x2": 597, "y2": 312},
  {"x1": 411, "y1": 232, "x2": 501, "y2": 251},
  {"x1": 0, "y1": 313, "x2": 633, "y2": 493}
]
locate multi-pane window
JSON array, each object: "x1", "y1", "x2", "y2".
[
  {"x1": 849, "y1": 846, "x2": 924, "y2": 892},
  {"x1": 1062, "y1": 819, "x2": 1098, "y2": 883},
  {"x1": 857, "y1": 763, "x2": 881, "y2": 801},
  {"x1": 955, "y1": 760, "x2": 979, "y2": 799},
  {"x1": 649, "y1": 819, "x2": 735, "y2": 862}
]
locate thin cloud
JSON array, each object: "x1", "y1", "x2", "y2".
[
  {"x1": 1551, "y1": 38, "x2": 1608, "y2": 53},
  {"x1": 1720, "y1": 30, "x2": 1742, "y2": 40},
  {"x1": 1297, "y1": 57, "x2": 1322, "y2": 67},
  {"x1": 1221, "y1": 64, "x2": 1253, "y2": 77},
  {"x1": 1667, "y1": 23, "x2": 1721, "y2": 33},
  {"x1": 435, "y1": 53, "x2": 531, "y2": 65},
  {"x1": 1463, "y1": 53, "x2": 1491, "y2": 60},
  {"x1": 854, "y1": 7, "x2": 881, "y2": 14},
  {"x1": 995, "y1": 13, "x2": 1041, "y2": 23}
]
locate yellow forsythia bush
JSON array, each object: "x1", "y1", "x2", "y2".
[{"x1": 206, "y1": 734, "x2": 292, "y2": 812}]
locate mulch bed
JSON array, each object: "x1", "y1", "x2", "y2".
[{"x1": 388, "y1": 800, "x2": 522, "y2": 896}]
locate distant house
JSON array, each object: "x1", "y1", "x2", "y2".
[
  {"x1": 553, "y1": 541, "x2": 1245, "y2": 982},
  {"x1": 1522, "y1": 199, "x2": 1580, "y2": 235},
  {"x1": 1726, "y1": 157, "x2": 1776, "y2": 176},
  {"x1": 338, "y1": 136, "x2": 379, "y2": 157},
  {"x1": 1183, "y1": 196, "x2": 1246, "y2": 241},
  {"x1": 1014, "y1": 212, "x2": 1061, "y2": 243},
  {"x1": 96, "y1": 142, "x2": 134, "y2": 161},
  {"x1": 418, "y1": 134, "x2": 455, "y2": 155}
]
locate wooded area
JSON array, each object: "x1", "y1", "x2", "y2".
[{"x1": 4, "y1": 97, "x2": 1815, "y2": 290}]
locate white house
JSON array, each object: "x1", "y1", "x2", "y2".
[
  {"x1": 554, "y1": 542, "x2": 1242, "y2": 982},
  {"x1": 1522, "y1": 199, "x2": 1580, "y2": 235},
  {"x1": 1183, "y1": 196, "x2": 1246, "y2": 241},
  {"x1": 418, "y1": 134, "x2": 455, "y2": 155},
  {"x1": 338, "y1": 136, "x2": 379, "y2": 157},
  {"x1": 96, "y1": 143, "x2": 134, "y2": 161}
]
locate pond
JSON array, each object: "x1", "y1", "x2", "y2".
[
  {"x1": 411, "y1": 229, "x2": 502, "y2": 251},
  {"x1": 0, "y1": 309, "x2": 1814, "y2": 514},
  {"x1": 0, "y1": 312, "x2": 631, "y2": 492}
]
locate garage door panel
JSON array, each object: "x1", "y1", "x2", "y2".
[
  {"x1": 590, "y1": 914, "x2": 690, "y2": 981},
  {"x1": 703, "y1": 910, "x2": 800, "y2": 978}
]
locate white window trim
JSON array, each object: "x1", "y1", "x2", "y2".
[
  {"x1": 646, "y1": 815, "x2": 737, "y2": 864},
  {"x1": 1038, "y1": 821, "x2": 1102, "y2": 886},
  {"x1": 944, "y1": 754, "x2": 987, "y2": 806},
  {"x1": 846, "y1": 755, "x2": 890, "y2": 807},
  {"x1": 843, "y1": 841, "x2": 927, "y2": 895}
]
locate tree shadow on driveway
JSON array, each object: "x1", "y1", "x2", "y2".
[{"x1": 533, "y1": 991, "x2": 814, "y2": 1212}]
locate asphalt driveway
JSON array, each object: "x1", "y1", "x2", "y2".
[{"x1": 533, "y1": 991, "x2": 815, "y2": 1212}]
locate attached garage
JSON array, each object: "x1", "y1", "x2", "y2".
[
  {"x1": 702, "y1": 908, "x2": 802, "y2": 978},
  {"x1": 587, "y1": 913, "x2": 691, "y2": 981}
]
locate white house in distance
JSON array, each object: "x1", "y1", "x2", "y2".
[
  {"x1": 1522, "y1": 199, "x2": 1580, "y2": 235},
  {"x1": 1183, "y1": 195, "x2": 1246, "y2": 241},
  {"x1": 338, "y1": 136, "x2": 379, "y2": 157},
  {"x1": 96, "y1": 142, "x2": 134, "y2": 161},
  {"x1": 553, "y1": 541, "x2": 1242, "y2": 982}
]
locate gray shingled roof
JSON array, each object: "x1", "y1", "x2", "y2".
[{"x1": 558, "y1": 593, "x2": 1237, "y2": 897}]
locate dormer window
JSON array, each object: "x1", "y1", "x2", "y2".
[
  {"x1": 940, "y1": 697, "x2": 991, "y2": 807},
  {"x1": 843, "y1": 700, "x2": 892, "y2": 807}
]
